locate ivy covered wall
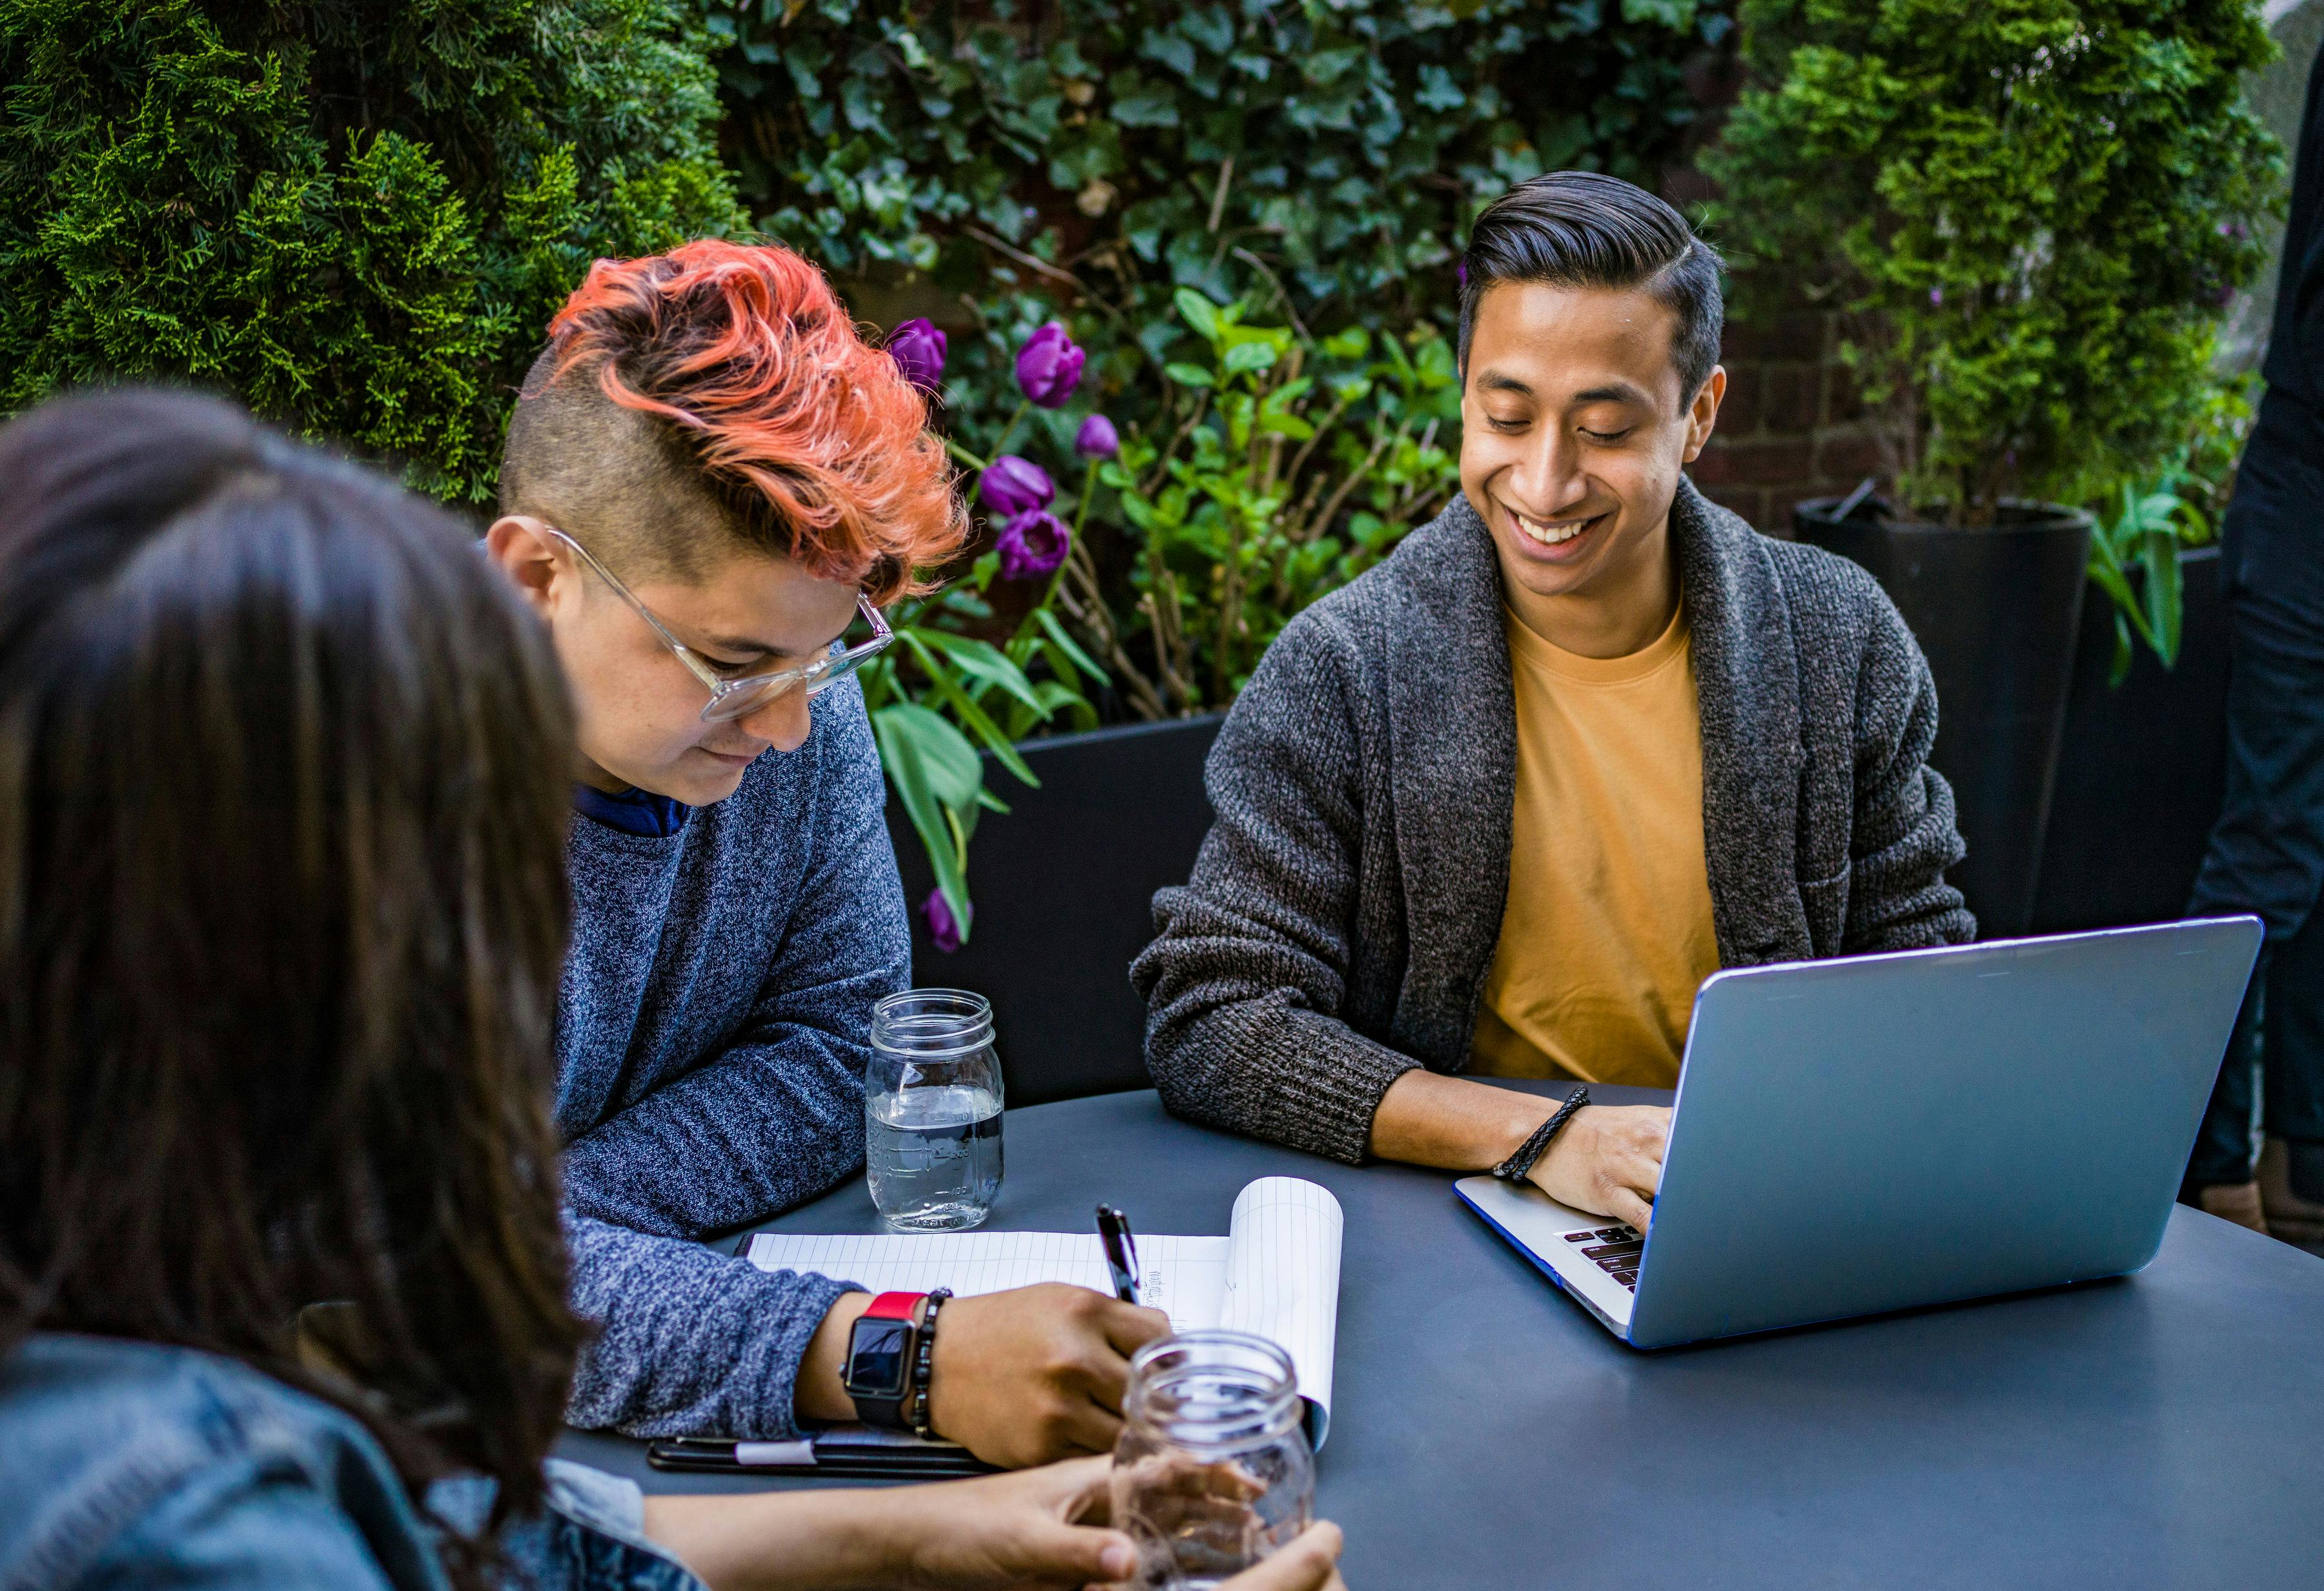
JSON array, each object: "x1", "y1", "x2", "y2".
[{"x1": 703, "y1": 0, "x2": 1736, "y2": 429}]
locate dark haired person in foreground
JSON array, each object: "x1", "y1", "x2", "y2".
[
  {"x1": 1134, "y1": 172, "x2": 1974, "y2": 1221},
  {"x1": 488, "y1": 240, "x2": 1166, "y2": 1465},
  {"x1": 0, "y1": 388, "x2": 1343, "y2": 1591}
]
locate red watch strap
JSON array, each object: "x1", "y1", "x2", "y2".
[{"x1": 864, "y1": 1290, "x2": 925, "y2": 1322}]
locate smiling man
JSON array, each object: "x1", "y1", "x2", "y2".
[
  {"x1": 488, "y1": 241, "x2": 1167, "y2": 1466},
  {"x1": 1134, "y1": 172, "x2": 1974, "y2": 1226}
]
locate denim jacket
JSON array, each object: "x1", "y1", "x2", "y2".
[{"x1": 0, "y1": 1333, "x2": 704, "y2": 1591}]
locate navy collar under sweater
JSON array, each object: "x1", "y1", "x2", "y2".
[
  {"x1": 554, "y1": 677, "x2": 911, "y2": 1442},
  {"x1": 573, "y1": 780, "x2": 693, "y2": 837}
]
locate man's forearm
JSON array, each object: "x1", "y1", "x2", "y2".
[
  {"x1": 642, "y1": 1488, "x2": 901, "y2": 1591},
  {"x1": 1366, "y1": 1069, "x2": 1559, "y2": 1170}
]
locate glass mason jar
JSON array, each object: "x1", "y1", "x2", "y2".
[
  {"x1": 1109, "y1": 1331, "x2": 1315, "y2": 1589},
  {"x1": 864, "y1": 988, "x2": 1004, "y2": 1231}
]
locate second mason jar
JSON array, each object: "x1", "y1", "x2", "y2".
[
  {"x1": 1109, "y1": 1330, "x2": 1315, "y2": 1589},
  {"x1": 864, "y1": 988, "x2": 1004, "y2": 1231}
]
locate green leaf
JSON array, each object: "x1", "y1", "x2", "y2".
[
  {"x1": 1030, "y1": 678, "x2": 1088, "y2": 715},
  {"x1": 1164, "y1": 362, "x2": 1216, "y2": 388},
  {"x1": 912, "y1": 627, "x2": 1053, "y2": 720},
  {"x1": 872, "y1": 702, "x2": 980, "y2": 919},
  {"x1": 2140, "y1": 530, "x2": 2182, "y2": 668},
  {"x1": 1174, "y1": 287, "x2": 1222, "y2": 342},
  {"x1": 899, "y1": 631, "x2": 1040, "y2": 785},
  {"x1": 1223, "y1": 340, "x2": 1278, "y2": 376},
  {"x1": 1620, "y1": 0, "x2": 1697, "y2": 28},
  {"x1": 1036, "y1": 608, "x2": 1109, "y2": 684}
]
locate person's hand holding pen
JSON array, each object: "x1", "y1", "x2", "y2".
[
  {"x1": 905, "y1": 1204, "x2": 1159, "y2": 1470},
  {"x1": 800, "y1": 1280, "x2": 1169, "y2": 1468},
  {"x1": 795, "y1": 1203, "x2": 1172, "y2": 1470}
]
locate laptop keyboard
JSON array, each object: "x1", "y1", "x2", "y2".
[{"x1": 1563, "y1": 1225, "x2": 1643, "y2": 1291}]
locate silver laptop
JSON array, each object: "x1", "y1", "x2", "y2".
[{"x1": 1457, "y1": 917, "x2": 2263, "y2": 1348}]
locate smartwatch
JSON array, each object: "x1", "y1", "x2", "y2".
[{"x1": 841, "y1": 1291, "x2": 926, "y2": 1430}]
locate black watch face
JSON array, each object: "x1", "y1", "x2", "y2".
[{"x1": 847, "y1": 1318, "x2": 912, "y2": 1399}]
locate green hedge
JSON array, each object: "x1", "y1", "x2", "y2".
[{"x1": 0, "y1": 1, "x2": 746, "y2": 503}]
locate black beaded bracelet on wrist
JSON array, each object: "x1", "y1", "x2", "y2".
[
  {"x1": 909, "y1": 1286, "x2": 953, "y2": 1441},
  {"x1": 1491, "y1": 1086, "x2": 1591, "y2": 1182}
]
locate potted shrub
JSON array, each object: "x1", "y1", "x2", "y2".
[{"x1": 1704, "y1": 0, "x2": 2279, "y2": 933}]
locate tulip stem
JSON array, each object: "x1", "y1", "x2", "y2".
[
  {"x1": 945, "y1": 437, "x2": 990, "y2": 472},
  {"x1": 989, "y1": 399, "x2": 1031, "y2": 458},
  {"x1": 1072, "y1": 457, "x2": 1099, "y2": 538}
]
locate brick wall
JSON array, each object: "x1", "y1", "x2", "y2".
[{"x1": 1691, "y1": 310, "x2": 1888, "y2": 537}]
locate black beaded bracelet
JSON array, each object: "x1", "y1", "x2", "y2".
[
  {"x1": 1491, "y1": 1086, "x2": 1591, "y2": 1182},
  {"x1": 909, "y1": 1287, "x2": 952, "y2": 1440}
]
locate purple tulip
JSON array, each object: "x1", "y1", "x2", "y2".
[
  {"x1": 995, "y1": 509, "x2": 1072, "y2": 581},
  {"x1": 921, "y1": 887, "x2": 967, "y2": 953},
  {"x1": 1014, "y1": 321, "x2": 1085, "y2": 408},
  {"x1": 887, "y1": 318, "x2": 946, "y2": 391},
  {"x1": 979, "y1": 454, "x2": 1055, "y2": 518},
  {"x1": 1074, "y1": 413, "x2": 1119, "y2": 460}
]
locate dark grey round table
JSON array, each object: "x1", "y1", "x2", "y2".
[{"x1": 560, "y1": 1084, "x2": 2324, "y2": 1588}]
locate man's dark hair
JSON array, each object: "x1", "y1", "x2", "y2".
[
  {"x1": 0, "y1": 389, "x2": 585, "y2": 1584},
  {"x1": 1458, "y1": 170, "x2": 1725, "y2": 401}
]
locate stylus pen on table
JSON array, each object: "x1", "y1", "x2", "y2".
[
  {"x1": 646, "y1": 1435, "x2": 992, "y2": 1478},
  {"x1": 1095, "y1": 1203, "x2": 1141, "y2": 1303}
]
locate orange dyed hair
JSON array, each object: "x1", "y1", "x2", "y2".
[{"x1": 541, "y1": 239, "x2": 964, "y2": 601}]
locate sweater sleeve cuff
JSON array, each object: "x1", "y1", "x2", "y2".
[
  {"x1": 737, "y1": 1268, "x2": 863, "y2": 1440},
  {"x1": 562, "y1": 1210, "x2": 870, "y2": 1441},
  {"x1": 1254, "y1": 1003, "x2": 1422, "y2": 1164}
]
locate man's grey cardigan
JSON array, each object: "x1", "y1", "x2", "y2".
[{"x1": 1130, "y1": 480, "x2": 1976, "y2": 1163}]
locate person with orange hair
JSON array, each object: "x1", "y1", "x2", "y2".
[{"x1": 483, "y1": 241, "x2": 1170, "y2": 1466}]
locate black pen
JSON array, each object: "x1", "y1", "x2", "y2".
[{"x1": 1095, "y1": 1202, "x2": 1141, "y2": 1304}]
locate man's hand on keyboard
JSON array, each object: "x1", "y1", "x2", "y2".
[{"x1": 1529, "y1": 1102, "x2": 1670, "y2": 1233}]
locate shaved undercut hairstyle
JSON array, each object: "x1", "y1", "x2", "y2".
[
  {"x1": 1457, "y1": 171, "x2": 1725, "y2": 401},
  {"x1": 500, "y1": 239, "x2": 968, "y2": 600}
]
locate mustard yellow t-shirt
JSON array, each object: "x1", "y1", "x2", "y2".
[{"x1": 1469, "y1": 600, "x2": 1720, "y2": 1088}]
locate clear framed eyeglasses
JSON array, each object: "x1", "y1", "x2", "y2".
[{"x1": 538, "y1": 523, "x2": 892, "y2": 724}]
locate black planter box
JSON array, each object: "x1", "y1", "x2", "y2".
[
  {"x1": 1794, "y1": 498, "x2": 2094, "y2": 937},
  {"x1": 2031, "y1": 547, "x2": 2230, "y2": 933},
  {"x1": 884, "y1": 715, "x2": 1224, "y2": 1106}
]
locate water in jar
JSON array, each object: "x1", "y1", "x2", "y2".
[{"x1": 865, "y1": 1082, "x2": 1003, "y2": 1231}]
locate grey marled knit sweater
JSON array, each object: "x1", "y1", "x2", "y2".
[
  {"x1": 1130, "y1": 480, "x2": 1975, "y2": 1163},
  {"x1": 558, "y1": 676, "x2": 904, "y2": 1439}
]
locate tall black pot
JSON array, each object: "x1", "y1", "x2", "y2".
[{"x1": 1793, "y1": 498, "x2": 2095, "y2": 937}]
